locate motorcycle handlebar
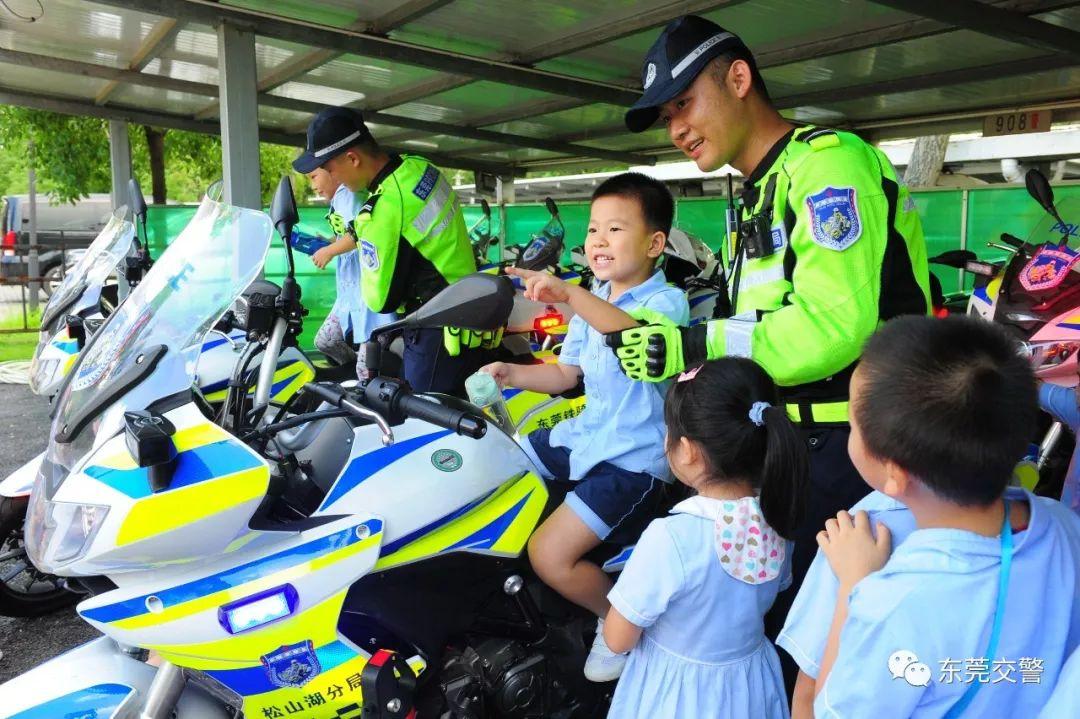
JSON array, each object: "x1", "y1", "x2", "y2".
[
  {"x1": 1000, "y1": 232, "x2": 1025, "y2": 249},
  {"x1": 302, "y1": 381, "x2": 487, "y2": 440},
  {"x1": 397, "y1": 394, "x2": 487, "y2": 440}
]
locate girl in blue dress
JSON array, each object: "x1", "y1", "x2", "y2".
[{"x1": 604, "y1": 358, "x2": 807, "y2": 719}]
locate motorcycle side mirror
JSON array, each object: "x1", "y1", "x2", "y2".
[
  {"x1": 128, "y1": 178, "x2": 147, "y2": 222},
  {"x1": 1025, "y1": 168, "x2": 1056, "y2": 216},
  {"x1": 270, "y1": 176, "x2": 299, "y2": 240},
  {"x1": 405, "y1": 273, "x2": 514, "y2": 330},
  {"x1": 545, "y1": 197, "x2": 559, "y2": 217},
  {"x1": 480, "y1": 198, "x2": 491, "y2": 219}
]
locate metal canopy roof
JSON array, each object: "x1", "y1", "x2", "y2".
[{"x1": 1, "y1": 0, "x2": 1078, "y2": 176}]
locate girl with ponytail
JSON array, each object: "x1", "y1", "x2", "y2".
[{"x1": 604, "y1": 358, "x2": 807, "y2": 719}]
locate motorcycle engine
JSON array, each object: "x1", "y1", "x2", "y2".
[{"x1": 441, "y1": 640, "x2": 547, "y2": 719}]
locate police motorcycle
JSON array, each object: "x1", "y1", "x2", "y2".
[
  {"x1": 0, "y1": 182, "x2": 318, "y2": 618},
  {"x1": 1, "y1": 180, "x2": 630, "y2": 719},
  {"x1": 926, "y1": 169, "x2": 1080, "y2": 495}
]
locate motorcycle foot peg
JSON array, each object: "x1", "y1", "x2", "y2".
[{"x1": 360, "y1": 649, "x2": 417, "y2": 719}]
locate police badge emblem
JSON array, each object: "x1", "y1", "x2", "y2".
[
  {"x1": 806, "y1": 187, "x2": 861, "y2": 251},
  {"x1": 261, "y1": 640, "x2": 322, "y2": 689},
  {"x1": 1019, "y1": 246, "x2": 1080, "y2": 292}
]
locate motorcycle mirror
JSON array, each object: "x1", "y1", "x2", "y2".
[
  {"x1": 128, "y1": 178, "x2": 147, "y2": 221},
  {"x1": 206, "y1": 180, "x2": 225, "y2": 203},
  {"x1": 1025, "y1": 168, "x2": 1055, "y2": 215},
  {"x1": 406, "y1": 273, "x2": 514, "y2": 331},
  {"x1": 545, "y1": 197, "x2": 559, "y2": 217},
  {"x1": 481, "y1": 198, "x2": 491, "y2": 218},
  {"x1": 271, "y1": 176, "x2": 299, "y2": 240},
  {"x1": 1025, "y1": 168, "x2": 1068, "y2": 237}
]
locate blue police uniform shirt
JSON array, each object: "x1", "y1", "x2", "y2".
[
  {"x1": 329, "y1": 185, "x2": 397, "y2": 342},
  {"x1": 550, "y1": 269, "x2": 689, "y2": 480},
  {"x1": 778, "y1": 490, "x2": 918, "y2": 678},
  {"x1": 816, "y1": 489, "x2": 1080, "y2": 718}
]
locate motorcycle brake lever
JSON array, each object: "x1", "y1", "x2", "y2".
[{"x1": 341, "y1": 395, "x2": 395, "y2": 446}]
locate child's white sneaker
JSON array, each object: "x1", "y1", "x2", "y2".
[{"x1": 584, "y1": 617, "x2": 627, "y2": 682}]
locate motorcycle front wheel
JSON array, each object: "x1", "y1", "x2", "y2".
[{"x1": 0, "y1": 496, "x2": 76, "y2": 617}]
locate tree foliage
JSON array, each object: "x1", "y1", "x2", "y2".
[{"x1": 0, "y1": 106, "x2": 309, "y2": 206}]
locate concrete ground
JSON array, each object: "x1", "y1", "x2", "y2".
[{"x1": 0, "y1": 383, "x2": 98, "y2": 684}]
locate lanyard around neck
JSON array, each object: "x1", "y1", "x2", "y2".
[{"x1": 943, "y1": 499, "x2": 1015, "y2": 718}]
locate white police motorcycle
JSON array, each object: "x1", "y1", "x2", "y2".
[{"x1": 0, "y1": 179, "x2": 637, "y2": 719}]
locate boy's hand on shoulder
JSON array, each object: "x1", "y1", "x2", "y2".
[
  {"x1": 817, "y1": 510, "x2": 891, "y2": 593},
  {"x1": 507, "y1": 266, "x2": 572, "y2": 304}
]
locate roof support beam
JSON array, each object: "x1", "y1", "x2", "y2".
[
  {"x1": 452, "y1": 0, "x2": 1076, "y2": 138},
  {"x1": 369, "y1": 0, "x2": 456, "y2": 34},
  {"x1": 0, "y1": 86, "x2": 518, "y2": 176},
  {"x1": 868, "y1": 0, "x2": 1080, "y2": 60},
  {"x1": 773, "y1": 54, "x2": 1076, "y2": 110},
  {"x1": 89, "y1": 0, "x2": 639, "y2": 105},
  {"x1": 218, "y1": 22, "x2": 262, "y2": 210},
  {"x1": 96, "y1": 18, "x2": 184, "y2": 105},
  {"x1": 262, "y1": 95, "x2": 655, "y2": 165},
  {"x1": 196, "y1": 0, "x2": 453, "y2": 121},
  {"x1": 366, "y1": 0, "x2": 744, "y2": 113},
  {"x1": 0, "y1": 48, "x2": 645, "y2": 164}
]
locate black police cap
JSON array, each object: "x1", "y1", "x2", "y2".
[
  {"x1": 292, "y1": 107, "x2": 373, "y2": 174},
  {"x1": 625, "y1": 16, "x2": 752, "y2": 133}
]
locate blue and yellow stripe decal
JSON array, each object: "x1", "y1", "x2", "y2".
[
  {"x1": 201, "y1": 359, "x2": 315, "y2": 404},
  {"x1": 80, "y1": 518, "x2": 383, "y2": 629},
  {"x1": 82, "y1": 422, "x2": 271, "y2": 546},
  {"x1": 374, "y1": 472, "x2": 546, "y2": 570},
  {"x1": 319, "y1": 430, "x2": 452, "y2": 510}
]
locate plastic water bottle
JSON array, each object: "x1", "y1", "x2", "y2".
[
  {"x1": 289, "y1": 229, "x2": 330, "y2": 256},
  {"x1": 466, "y1": 371, "x2": 515, "y2": 435}
]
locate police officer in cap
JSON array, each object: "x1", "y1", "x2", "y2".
[
  {"x1": 605, "y1": 15, "x2": 932, "y2": 704},
  {"x1": 293, "y1": 107, "x2": 480, "y2": 395}
]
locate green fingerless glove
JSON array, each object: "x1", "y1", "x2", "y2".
[{"x1": 603, "y1": 322, "x2": 708, "y2": 382}]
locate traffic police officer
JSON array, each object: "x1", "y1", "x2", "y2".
[
  {"x1": 606, "y1": 16, "x2": 932, "y2": 697},
  {"x1": 293, "y1": 107, "x2": 480, "y2": 395}
]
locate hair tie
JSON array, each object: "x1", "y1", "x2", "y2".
[
  {"x1": 677, "y1": 364, "x2": 703, "y2": 383},
  {"x1": 748, "y1": 401, "x2": 770, "y2": 427}
]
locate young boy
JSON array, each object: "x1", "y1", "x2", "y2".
[
  {"x1": 303, "y1": 166, "x2": 396, "y2": 366},
  {"x1": 482, "y1": 172, "x2": 689, "y2": 682},
  {"x1": 812, "y1": 316, "x2": 1080, "y2": 718}
]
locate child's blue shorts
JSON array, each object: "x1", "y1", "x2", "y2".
[{"x1": 526, "y1": 428, "x2": 667, "y2": 546}]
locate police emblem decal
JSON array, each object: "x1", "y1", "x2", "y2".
[
  {"x1": 806, "y1": 187, "x2": 861, "y2": 251},
  {"x1": 360, "y1": 239, "x2": 379, "y2": 270},
  {"x1": 644, "y1": 63, "x2": 657, "y2": 90},
  {"x1": 261, "y1": 640, "x2": 322, "y2": 688}
]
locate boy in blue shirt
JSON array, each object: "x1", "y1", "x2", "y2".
[
  {"x1": 812, "y1": 316, "x2": 1080, "y2": 718},
  {"x1": 482, "y1": 173, "x2": 689, "y2": 682},
  {"x1": 302, "y1": 167, "x2": 396, "y2": 367}
]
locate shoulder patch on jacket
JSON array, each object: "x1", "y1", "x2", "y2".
[
  {"x1": 800, "y1": 127, "x2": 840, "y2": 151},
  {"x1": 358, "y1": 192, "x2": 380, "y2": 217},
  {"x1": 360, "y1": 239, "x2": 379, "y2": 270},
  {"x1": 806, "y1": 187, "x2": 861, "y2": 251},
  {"x1": 412, "y1": 165, "x2": 440, "y2": 200}
]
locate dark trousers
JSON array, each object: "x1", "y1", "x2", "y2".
[
  {"x1": 402, "y1": 327, "x2": 484, "y2": 397},
  {"x1": 764, "y1": 424, "x2": 870, "y2": 695}
]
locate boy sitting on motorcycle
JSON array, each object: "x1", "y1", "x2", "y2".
[{"x1": 481, "y1": 172, "x2": 689, "y2": 682}]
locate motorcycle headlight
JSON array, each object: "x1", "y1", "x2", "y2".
[
  {"x1": 1025, "y1": 341, "x2": 1080, "y2": 370},
  {"x1": 29, "y1": 357, "x2": 60, "y2": 394},
  {"x1": 25, "y1": 487, "x2": 108, "y2": 573}
]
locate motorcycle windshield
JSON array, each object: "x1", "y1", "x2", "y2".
[
  {"x1": 49, "y1": 197, "x2": 271, "y2": 460},
  {"x1": 39, "y1": 210, "x2": 135, "y2": 332},
  {"x1": 1027, "y1": 197, "x2": 1080, "y2": 250}
]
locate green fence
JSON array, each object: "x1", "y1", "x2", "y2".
[{"x1": 145, "y1": 182, "x2": 1080, "y2": 351}]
